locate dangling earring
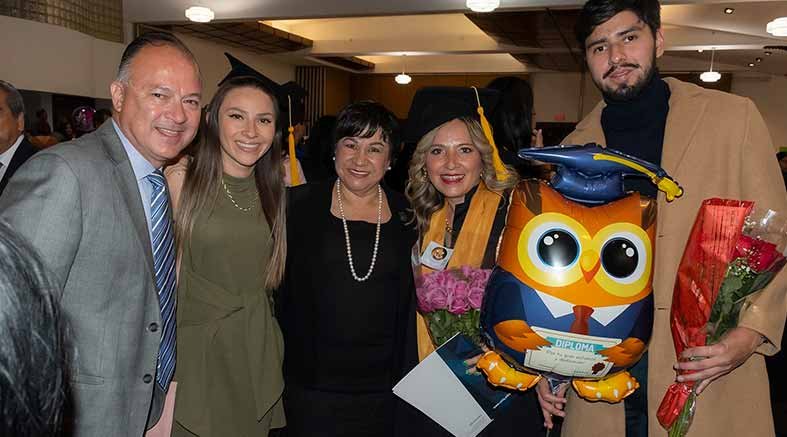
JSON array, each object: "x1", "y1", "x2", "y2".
[
  {"x1": 387, "y1": 166, "x2": 392, "y2": 171},
  {"x1": 332, "y1": 156, "x2": 336, "y2": 161},
  {"x1": 420, "y1": 168, "x2": 428, "y2": 180},
  {"x1": 480, "y1": 170, "x2": 485, "y2": 179}
]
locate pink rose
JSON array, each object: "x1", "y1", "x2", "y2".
[
  {"x1": 427, "y1": 284, "x2": 450, "y2": 310},
  {"x1": 447, "y1": 283, "x2": 471, "y2": 314},
  {"x1": 468, "y1": 286, "x2": 485, "y2": 309},
  {"x1": 416, "y1": 285, "x2": 434, "y2": 312},
  {"x1": 452, "y1": 279, "x2": 470, "y2": 300}
]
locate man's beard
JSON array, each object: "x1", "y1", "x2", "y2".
[{"x1": 596, "y1": 52, "x2": 657, "y2": 102}]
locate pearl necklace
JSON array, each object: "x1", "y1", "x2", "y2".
[
  {"x1": 336, "y1": 179, "x2": 382, "y2": 282},
  {"x1": 222, "y1": 179, "x2": 257, "y2": 212}
]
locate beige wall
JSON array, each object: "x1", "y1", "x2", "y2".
[
  {"x1": 0, "y1": 15, "x2": 295, "y2": 103},
  {"x1": 530, "y1": 72, "x2": 601, "y2": 123},
  {"x1": 1, "y1": 15, "x2": 123, "y2": 98},
  {"x1": 731, "y1": 74, "x2": 787, "y2": 150}
]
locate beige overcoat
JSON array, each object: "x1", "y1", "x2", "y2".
[{"x1": 560, "y1": 77, "x2": 787, "y2": 437}]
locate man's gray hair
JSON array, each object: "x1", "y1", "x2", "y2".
[
  {"x1": 0, "y1": 80, "x2": 25, "y2": 119},
  {"x1": 115, "y1": 32, "x2": 199, "y2": 84}
]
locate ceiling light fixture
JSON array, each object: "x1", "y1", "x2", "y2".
[
  {"x1": 466, "y1": 0, "x2": 500, "y2": 13},
  {"x1": 698, "y1": 49, "x2": 704, "y2": 53},
  {"x1": 395, "y1": 55, "x2": 412, "y2": 85},
  {"x1": 756, "y1": 57, "x2": 763, "y2": 62},
  {"x1": 767, "y1": 17, "x2": 787, "y2": 36},
  {"x1": 395, "y1": 73, "x2": 412, "y2": 85},
  {"x1": 724, "y1": 7, "x2": 734, "y2": 14},
  {"x1": 748, "y1": 62, "x2": 756, "y2": 67},
  {"x1": 185, "y1": 6, "x2": 214, "y2": 23},
  {"x1": 700, "y1": 48, "x2": 721, "y2": 83},
  {"x1": 765, "y1": 51, "x2": 773, "y2": 56}
]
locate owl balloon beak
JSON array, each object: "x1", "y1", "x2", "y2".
[{"x1": 580, "y1": 250, "x2": 600, "y2": 282}]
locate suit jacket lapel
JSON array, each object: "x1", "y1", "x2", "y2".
[
  {"x1": 98, "y1": 123, "x2": 155, "y2": 275},
  {"x1": 660, "y1": 77, "x2": 708, "y2": 175},
  {"x1": 0, "y1": 139, "x2": 37, "y2": 193}
]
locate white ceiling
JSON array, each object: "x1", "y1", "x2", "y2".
[{"x1": 126, "y1": 0, "x2": 787, "y2": 75}]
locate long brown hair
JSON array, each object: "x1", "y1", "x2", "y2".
[
  {"x1": 405, "y1": 117, "x2": 518, "y2": 237},
  {"x1": 174, "y1": 76, "x2": 287, "y2": 289}
]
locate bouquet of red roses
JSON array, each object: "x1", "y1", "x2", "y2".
[
  {"x1": 657, "y1": 199, "x2": 787, "y2": 437},
  {"x1": 416, "y1": 266, "x2": 491, "y2": 347}
]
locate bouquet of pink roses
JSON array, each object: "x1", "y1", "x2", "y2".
[{"x1": 416, "y1": 266, "x2": 491, "y2": 347}]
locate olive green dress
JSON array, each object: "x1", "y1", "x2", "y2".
[{"x1": 172, "y1": 174, "x2": 285, "y2": 437}]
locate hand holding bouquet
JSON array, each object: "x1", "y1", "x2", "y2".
[
  {"x1": 657, "y1": 199, "x2": 787, "y2": 437},
  {"x1": 416, "y1": 266, "x2": 491, "y2": 347}
]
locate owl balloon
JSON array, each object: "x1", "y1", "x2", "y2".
[{"x1": 478, "y1": 144, "x2": 682, "y2": 403}]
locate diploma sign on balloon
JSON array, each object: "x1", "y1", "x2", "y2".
[{"x1": 478, "y1": 144, "x2": 683, "y2": 403}]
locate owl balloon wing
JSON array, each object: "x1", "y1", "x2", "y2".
[{"x1": 478, "y1": 144, "x2": 680, "y2": 404}]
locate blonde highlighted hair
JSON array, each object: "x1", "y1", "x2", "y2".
[{"x1": 405, "y1": 117, "x2": 518, "y2": 237}]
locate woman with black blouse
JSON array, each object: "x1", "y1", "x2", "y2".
[{"x1": 276, "y1": 101, "x2": 418, "y2": 437}]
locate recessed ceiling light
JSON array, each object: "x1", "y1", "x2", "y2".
[
  {"x1": 765, "y1": 51, "x2": 773, "y2": 56},
  {"x1": 698, "y1": 49, "x2": 704, "y2": 53},
  {"x1": 467, "y1": 0, "x2": 500, "y2": 12},
  {"x1": 767, "y1": 17, "x2": 787, "y2": 36},
  {"x1": 748, "y1": 62, "x2": 756, "y2": 67},
  {"x1": 185, "y1": 6, "x2": 214, "y2": 23},
  {"x1": 724, "y1": 7, "x2": 735, "y2": 14},
  {"x1": 756, "y1": 57, "x2": 763, "y2": 62}
]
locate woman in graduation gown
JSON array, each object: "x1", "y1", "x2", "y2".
[
  {"x1": 276, "y1": 101, "x2": 419, "y2": 437},
  {"x1": 404, "y1": 86, "x2": 546, "y2": 436}
]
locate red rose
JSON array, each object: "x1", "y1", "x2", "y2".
[
  {"x1": 657, "y1": 383, "x2": 692, "y2": 429},
  {"x1": 733, "y1": 235, "x2": 785, "y2": 272}
]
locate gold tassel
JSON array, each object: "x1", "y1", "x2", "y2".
[
  {"x1": 472, "y1": 87, "x2": 507, "y2": 182},
  {"x1": 287, "y1": 96, "x2": 301, "y2": 186}
]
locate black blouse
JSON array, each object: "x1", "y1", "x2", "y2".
[{"x1": 277, "y1": 180, "x2": 419, "y2": 393}]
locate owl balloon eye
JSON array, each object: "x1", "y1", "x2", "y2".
[
  {"x1": 537, "y1": 230, "x2": 579, "y2": 268},
  {"x1": 601, "y1": 238, "x2": 638, "y2": 278},
  {"x1": 599, "y1": 233, "x2": 647, "y2": 284}
]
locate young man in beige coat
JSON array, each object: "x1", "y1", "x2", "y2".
[{"x1": 536, "y1": 0, "x2": 787, "y2": 435}]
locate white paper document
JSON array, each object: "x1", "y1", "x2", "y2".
[{"x1": 392, "y1": 334, "x2": 499, "y2": 437}]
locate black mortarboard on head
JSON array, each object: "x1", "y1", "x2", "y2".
[
  {"x1": 219, "y1": 52, "x2": 307, "y2": 185},
  {"x1": 219, "y1": 52, "x2": 281, "y2": 92},
  {"x1": 404, "y1": 86, "x2": 508, "y2": 181}
]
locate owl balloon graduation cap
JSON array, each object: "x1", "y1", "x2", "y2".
[
  {"x1": 519, "y1": 144, "x2": 683, "y2": 204},
  {"x1": 476, "y1": 145, "x2": 683, "y2": 404},
  {"x1": 220, "y1": 53, "x2": 307, "y2": 186}
]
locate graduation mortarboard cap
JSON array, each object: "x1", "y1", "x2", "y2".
[
  {"x1": 219, "y1": 52, "x2": 281, "y2": 92},
  {"x1": 404, "y1": 86, "x2": 498, "y2": 144},
  {"x1": 404, "y1": 86, "x2": 508, "y2": 181},
  {"x1": 519, "y1": 144, "x2": 683, "y2": 204}
]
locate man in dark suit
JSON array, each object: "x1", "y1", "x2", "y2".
[
  {"x1": 0, "y1": 80, "x2": 36, "y2": 195},
  {"x1": 0, "y1": 32, "x2": 201, "y2": 436}
]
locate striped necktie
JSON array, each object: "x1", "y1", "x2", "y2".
[{"x1": 147, "y1": 170, "x2": 176, "y2": 390}]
